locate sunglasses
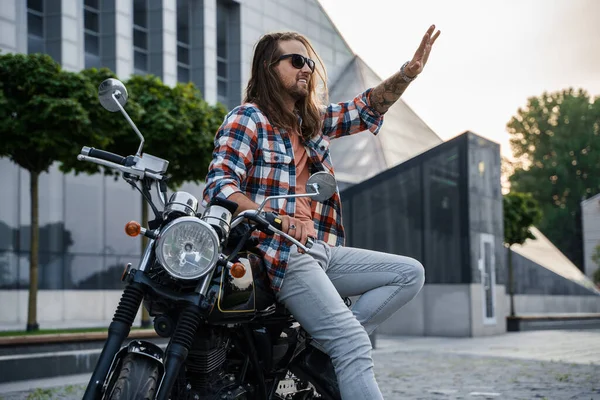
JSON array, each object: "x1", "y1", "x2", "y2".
[{"x1": 275, "y1": 54, "x2": 315, "y2": 72}]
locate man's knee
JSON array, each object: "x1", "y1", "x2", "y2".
[
  {"x1": 411, "y1": 258, "x2": 425, "y2": 288},
  {"x1": 392, "y1": 257, "x2": 425, "y2": 288}
]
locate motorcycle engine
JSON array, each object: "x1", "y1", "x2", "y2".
[
  {"x1": 186, "y1": 327, "x2": 228, "y2": 386},
  {"x1": 183, "y1": 325, "x2": 246, "y2": 398}
]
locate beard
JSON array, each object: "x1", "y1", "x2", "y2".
[
  {"x1": 278, "y1": 73, "x2": 308, "y2": 101},
  {"x1": 287, "y1": 82, "x2": 309, "y2": 100}
]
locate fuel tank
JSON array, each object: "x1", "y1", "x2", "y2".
[{"x1": 205, "y1": 251, "x2": 280, "y2": 323}]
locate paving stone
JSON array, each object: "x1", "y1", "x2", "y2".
[{"x1": 2, "y1": 330, "x2": 600, "y2": 399}]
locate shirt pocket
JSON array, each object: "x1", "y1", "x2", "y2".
[
  {"x1": 261, "y1": 149, "x2": 293, "y2": 165},
  {"x1": 258, "y1": 150, "x2": 293, "y2": 201}
]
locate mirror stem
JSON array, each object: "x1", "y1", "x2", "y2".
[
  {"x1": 257, "y1": 191, "x2": 321, "y2": 213},
  {"x1": 113, "y1": 92, "x2": 145, "y2": 157}
]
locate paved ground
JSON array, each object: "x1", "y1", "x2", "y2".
[{"x1": 1, "y1": 329, "x2": 599, "y2": 399}]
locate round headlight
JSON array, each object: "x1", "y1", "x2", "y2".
[{"x1": 155, "y1": 217, "x2": 220, "y2": 280}]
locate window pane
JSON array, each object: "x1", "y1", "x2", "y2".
[
  {"x1": 64, "y1": 174, "x2": 104, "y2": 254},
  {"x1": 177, "y1": 0, "x2": 189, "y2": 44},
  {"x1": 85, "y1": 0, "x2": 99, "y2": 9},
  {"x1": 133, "y1": 0, "x2": 147, "y2": 28},
  {"x1": 85, "y1": 52, "x2": 102, "y2": 69},
  {"x1": 134, "y1": 29, "x2": 147, "y2": 49},
  {"x1": 85, "y1": 33, "x2": 99, "y2": 55},
  {"x1": 27, "y1": 13, "x2": 44, "y2": 37},
  {"x1": 84, "y1": 9, "x2": 99, "y2": 32},
  {"x1": 218, "y1": 79, "x2": 227, "y2": 98},
  {"x1": 178, "y1": 66, "x2": 189, "y2": 83},
  {"x1": 104, "y1": 176, "x2": 142, "y2": 257},
  {"x1": 134, "y1": 50, "x2": 147, "y2": 71},
  {"x1": 216, "y1": 3, "x2": 228, "y2": 59},
  {"x1": 0, "y1": 252, "x2": 18, "y2": 289},
  {"x1": 177, "y1": 45, "x2": 189, "y2": 65},
  {"x1": 217, "y1": 60, "x2": 227, "y2": 79},
  {"x1": 28, "y1": 0, "x2": 43, "y2": 12},
  {"x1": 28, "y1": 35, "x2": 44, "y2": 54},
  {"x1": 39, "y1": 255, "x2": 65, "y2": 290},
  {"x1": 65, "y1": 255, "x2": 104, "y2": 289}
]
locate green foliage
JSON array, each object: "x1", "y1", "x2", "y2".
[
  {"x1": 503, "y1": 192, "x2": 542, "y2": 246},
  {"x1": 59, "y1": 67, "x2": 144, "y2": 175},
  {"x1": 507, "y1": 88, "x2": 600, "y2": 267},
  {"x1": 119, "y1": 75, "x2": 226, "y2": 189},
  {"x1": 62, "y1": 72, "x2": 226, "y2": 190},
  {"x1": 0, "y1": 53, "x2": 109, "y2": 172}
]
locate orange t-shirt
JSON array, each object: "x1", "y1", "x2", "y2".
[{"x1": 289, "y1": 132, "x2": 317, "y2": 238}]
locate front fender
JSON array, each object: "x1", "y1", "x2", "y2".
[{"x1": 101, "y1": 340, "x2": 165, "y2": 397}]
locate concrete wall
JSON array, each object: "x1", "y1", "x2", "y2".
[
  {"x1": 511, "y1": 294, "x2": 600, "y2": 315},
  {"x1": 377, "y1": 284, "x2": 507, "y2": 337},
  {"x1": 0, "y1": 290, "x2": 142, "y2": 330},
  {"x1": 511, "y1": 250, "x2": 598, "y2": 296},
  {"x1": 0, "y1": 1, "x2": 27, "y2": 54},
  {"x1": 470, "y1": 283, "x2": 507, "y2": 336},
  {"x1": 582, "y1": 195, "x2": 600, "y2": 281},
  {"x1": 467, "y1": 132, "x2": 505, "y2": 286}
]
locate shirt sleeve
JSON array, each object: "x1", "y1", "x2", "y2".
[
  {"x1": 321, "y1": 88, "x2": 384, "y2": 140},
  {"x1": 202, "y1": 106, "x2": 259, "y2": 207}
]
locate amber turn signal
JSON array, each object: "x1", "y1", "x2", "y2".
[
  {"x1": 230, "y1": 262, "x2": 246, "y2": 278},
  {"x1": 125, "y1": 221, "x2": 142, "y2": 237}
]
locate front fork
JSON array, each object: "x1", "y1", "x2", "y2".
[
  {"x1": 83, "y1": 282, "x2": 146, "y2": 399},
  {"x1": 155, "y1": 304, "x2": 202, "y2": 399},
  {"x1": 83, "y1": 246, "x2": 208, "y2": 399}
]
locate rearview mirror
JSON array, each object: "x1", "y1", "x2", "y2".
[
  {"x1": 98, "y1": 78, "x2": 146, "y2": 157},
  {"x1": 98, "y1": 78, "x2": 128, "y2": 112},
  {"x1": 306, "y1": 171, "x2": 337, "y2": 202}
]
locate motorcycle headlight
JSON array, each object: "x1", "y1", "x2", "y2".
[{"x1": 155, "y1": 217, "x2": 220, "y2": 280}]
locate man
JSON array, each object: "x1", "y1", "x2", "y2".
[{"x1": 203, "y1": 25, "x2": 440, "y2": 399}]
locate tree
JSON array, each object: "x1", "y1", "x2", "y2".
[
  {"x1": 503, "y1": 192, "x2": 542, "y2": 316},
  {"x1": 59, "y1": 67, "x2": 144, "y2": 176},
  {"x1": 60, "y1": 73, "x2": 226, "y2": 326},
  {"x1": 507, "y1": 88, "x2": 600, "y2": 270},
  {"x1": 0, "y1": 53, "x2": 109, "y2": 330},
  {"x1": 123, "y1": 76, "x2": 226, "y2": 327}
]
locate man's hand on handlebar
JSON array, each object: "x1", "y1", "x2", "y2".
[{"x1": 279, "y1": 215, "x2": 309, "y2": 253}]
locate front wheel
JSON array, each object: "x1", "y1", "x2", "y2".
[{"x1": 106, "y1": 353, "x2": 160, "y2": 400}]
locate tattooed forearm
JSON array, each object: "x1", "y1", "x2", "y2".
[{"x1": 370, "y1": 71, "x2": 411, "y2": 115}]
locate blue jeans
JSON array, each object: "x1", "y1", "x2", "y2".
[{"x1": 276, "y1": 241, "x2": 425, "y2": 400}]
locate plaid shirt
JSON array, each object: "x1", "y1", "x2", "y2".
[{"x1": 202, "y1": 89, "x2": 383, "y2": 291}]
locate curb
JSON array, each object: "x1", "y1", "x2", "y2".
[{"x1": 0, "y1": 329, "x2": 159, "y2": 347}]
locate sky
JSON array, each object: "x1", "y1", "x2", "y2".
[{"x1": 317, "y1": 0, "x2": 600, "y2": 158}]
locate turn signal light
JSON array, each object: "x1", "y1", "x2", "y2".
[
  {"x1": 230, "y1": 262, "x2": 246, "y2": 278},
  {"x1": 125, "y1": 221, "x2": 142, "y2": 237}
]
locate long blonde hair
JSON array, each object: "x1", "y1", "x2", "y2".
[{"x1": 244, "y1": 32, "x2": 328, "y2": 141}]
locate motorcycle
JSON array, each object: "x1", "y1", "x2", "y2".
[{"x1": 80, "y1": 79, "x2": 342, "y2": 400}]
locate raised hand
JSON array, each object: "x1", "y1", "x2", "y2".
[
  {"x1": 370, "y1": 25, "x2": 441, "y2": 114},
  {"x1": 405, "y1": 25, "x2": 441, "y2": 78}
]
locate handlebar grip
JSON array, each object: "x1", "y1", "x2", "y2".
[
  {"x1": 82, "y1": 147, "x2": 126, "y2": 165},
  {"x1": 305, "y1": 237, "x2": 315, "y2": 249},
  {"x1": 263, "y1": 212, "x2": 283, "y2": 231}
]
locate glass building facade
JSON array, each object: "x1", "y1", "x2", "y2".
[
  {"x1": 341, "y1": 134, "x2": 472, "y2": 285},
  {"x1": 0, "y1": 0, "x2": 365, "y2": 326}
]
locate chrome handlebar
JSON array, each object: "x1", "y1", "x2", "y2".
[
  {"x1": 77, "y1": 153, "x2": 166, "y2": 181},
  {"x1": 230, "y1": 210, "x2": 313, "y2": 253}
]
